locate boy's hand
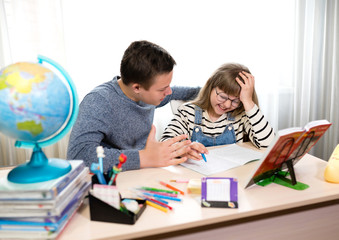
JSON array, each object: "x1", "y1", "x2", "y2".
[{"x1": 140, "y1": 125, "x2": 192, "y2": 168}]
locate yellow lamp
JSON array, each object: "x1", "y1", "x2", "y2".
[{"x1": 324, "y1": 144, "x2": 339, "y2": 183}]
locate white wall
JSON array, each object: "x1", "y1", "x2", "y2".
[
  {"x1": 61, "y1": 1, "x2": 295, "y2": 99},
  {"x1": 0, "y1": 0, "x2": 297, "y2": 163},
  {"x1": 58, "y1": 0, "x2": 296, "y2": 138}
]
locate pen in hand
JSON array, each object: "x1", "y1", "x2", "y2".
[
  {"x1": 201, "y1": 153, "x2": 207, "y2": 162},
  {"x1": 195, "y1": 140, "x2": 207, "y2": 162}
]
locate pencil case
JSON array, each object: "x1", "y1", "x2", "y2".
[{"x1": 89, "y1": 174, "x2": 146, "y2": 224}]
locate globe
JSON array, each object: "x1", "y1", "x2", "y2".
[{"x1": 0, "y1": 55, "x2": 78, "y2": 183}]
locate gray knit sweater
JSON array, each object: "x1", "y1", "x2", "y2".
[{"x1": 67, "y1": 76, "x2": 200, "y2": 172}]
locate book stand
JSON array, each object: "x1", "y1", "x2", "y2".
[
  {"x1": 255, "y1": 139, "x2": 309, "y2": 190},
  {"x1": 255, "y1": 160, "x2": 309, "y2": 190},
  {"x1": 246, "y1": 121, "x2": 331, "y2": 189}
]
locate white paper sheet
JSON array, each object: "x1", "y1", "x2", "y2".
[{"x1": 180, "y1": 144, "x2": 263, "y2": 175}]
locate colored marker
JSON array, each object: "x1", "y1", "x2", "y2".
[
  {"x1": 154, "y1": 197, "x2": 169, "y2": 205},
  {"x1": 143, "y1": 192, "x2": 182, "y2": 202},
  {"x1": 159, "y1": 181, "x2": 185, "y2": 195},
  {"x1": 136, "y1": 192, "x2": 171, "y2": 207},
  {"x1": 146, "y1": 200, "x2": 168, "y2": 213},
  {"x1": 140, "y1": 186, "x2": 178, "y2": 195},
  {"x1": 137, "y1": 189, "x2": 178, "y2": 197},
  {"x1": 143, "y1": 196, "x2": 173, "y2": 210}
]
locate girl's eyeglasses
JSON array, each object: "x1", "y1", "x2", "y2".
[{"x1": 215, "y1": 89, "x2": 240, "y2": 107}]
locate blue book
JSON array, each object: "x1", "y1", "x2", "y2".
[
  {"x1": 0, "y1": 168, "x2": 89, "y2": 217},
  {"x1": 0, "y1": 181, "x2": 90, "y2": 239},
  {"x1": 0, "y1": 160, "x2": 85, "y2": 200}
]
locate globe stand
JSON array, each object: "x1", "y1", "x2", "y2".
[
  {"x1": 3, "y1": 55, "x2": 79, "y2": 184},
  {"x1": 7, "y1": 144, "x2": 71, "y2": 184}
]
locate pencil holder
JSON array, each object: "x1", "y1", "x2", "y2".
[{"x1": 89, "y1": 174, "x2": 146, "y2": 224}]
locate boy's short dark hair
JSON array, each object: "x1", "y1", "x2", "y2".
[{"x1": 120, "y1": 40, "x2": 176, "y2": 90}]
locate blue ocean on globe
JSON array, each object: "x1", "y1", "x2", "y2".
[{"x1": 0, "y1": 62, "x2": 71, "y2": 143}]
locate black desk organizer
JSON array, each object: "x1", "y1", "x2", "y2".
[{"x1": 89, "y1": 173, "x2": 146, "y2": 224}]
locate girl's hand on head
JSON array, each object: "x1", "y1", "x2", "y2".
[{"x1": 236, "y1": 71, "x2": 255, "y2": 111}]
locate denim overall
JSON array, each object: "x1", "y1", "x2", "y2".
[{"x1": 190, "y1": 106, "x2": 236, "y2": 147}]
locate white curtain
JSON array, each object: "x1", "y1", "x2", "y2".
[
  {"x1": 0, "y1": 0, "x2": 337, "y2": 166},
  {"x1": 292, "y1": 0, "x2": 338, "y2": 160},
  {"x1": 0, "y1": 0, "x2": 28, "y2": 165},
  {"x1": 0, "y1": 0, "x2": 69, "y2": 165}
]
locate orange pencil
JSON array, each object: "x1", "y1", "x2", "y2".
[{"x1": 159, "y1": 181, "x2": 185, "y2": 195}]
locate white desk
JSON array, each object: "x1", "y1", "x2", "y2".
[{"x1": 59, "y1": 145, "x2": 339, "y2": 240}]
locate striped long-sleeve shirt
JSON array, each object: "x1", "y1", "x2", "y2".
[{"x1": 160, "y1": 102, "x2": 275, "y2": 149}]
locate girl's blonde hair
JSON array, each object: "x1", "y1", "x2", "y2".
[{"x1": 192, "y1": 63, "x2": 259, "y2": 117}]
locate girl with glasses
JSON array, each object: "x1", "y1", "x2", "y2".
[{"x1": 160, "y1": 63, "x2": 275, "y2": 161}]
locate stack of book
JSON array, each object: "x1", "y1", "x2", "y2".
[{"x1": 0, "y1": 160, "x2": 90, "y2": 239}]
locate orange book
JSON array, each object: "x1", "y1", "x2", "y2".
[{"x1": 246, "y1": 119, "x2": 332, "y2": 188}]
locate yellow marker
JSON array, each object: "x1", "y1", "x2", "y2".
[{"x1": 146, "y1": 200, "x2": 168, "y2": 213}]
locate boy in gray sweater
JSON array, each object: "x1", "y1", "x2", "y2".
[{"x1": 67, "y1": 40, "x2": 200, "y2": 172}]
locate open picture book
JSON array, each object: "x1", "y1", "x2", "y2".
[{"x1": 245, "y1": 119, "x2": 332, "y2": 189}]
